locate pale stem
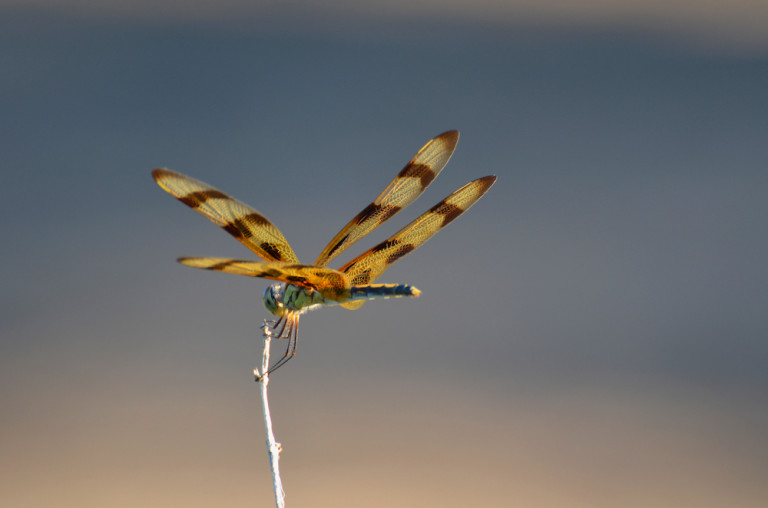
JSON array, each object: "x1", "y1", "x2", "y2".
[{"x1": 255, "y1": 321, "x2": 285, "y2": 508}]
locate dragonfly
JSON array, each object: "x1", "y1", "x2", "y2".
[{"x1": 153, "y1": 130, "x2": 496, "y2": 373}]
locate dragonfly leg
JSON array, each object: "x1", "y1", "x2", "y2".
[
  {"x1": 270, "y1": 315, "x2": 291, "y2": 338},
  {"x1": 266, "y1": 313, "x2": 299, "y2": 375}
]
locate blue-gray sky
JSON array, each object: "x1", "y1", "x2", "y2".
[{"x1": 2, "y1": 2, "x2": 767, "y2": 506}]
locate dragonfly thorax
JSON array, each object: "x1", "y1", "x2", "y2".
[{"x1": 263, "y1": 283, "x2": 327, "y2": 316}]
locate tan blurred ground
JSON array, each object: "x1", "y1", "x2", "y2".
[{"x1": 3, "y1": 369, "x2": 765, "y2": 507}]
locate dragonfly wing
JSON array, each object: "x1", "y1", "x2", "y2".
[
  {"x1": 339, "y1": 175, "x2": 497, "y2": 288},
  {"x1": 153, "y1": 168, "x2": 299, "y2": 263},
  {"x1": 315, "y1": 130, "x2": 459, "y2": 267},
  {"x1": 178, "y1": 258, "x2": 352, "y2": 301}
]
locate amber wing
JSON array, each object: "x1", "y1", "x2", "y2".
[
  {"x1": 314, "y1": 130, "x2": 460, "y2": 267},
  {"x1": 153, "y1": 168, "x2": 299, "y2": 263},
  {"x1": 337, "y1": 175, "x2": 497, "y2": 309},
  {"x1": 178, "y1": 257, "x2": 352, "y2": 302}
]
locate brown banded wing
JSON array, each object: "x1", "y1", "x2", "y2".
[
  {"x1": 178, "y1": 257, "x2": 352, "y2": 302},
  {"x1": 153, "y1": 168, "x2": 299, "y2": 263},
  {"x1": 337, "y1": 175, "x2": 497, "y2": 309},
  {"x1": 314, "y1": 130, "x2": 460, "y2": 267}
]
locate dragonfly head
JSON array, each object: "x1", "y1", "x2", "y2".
[{"x1": 263, "y1": 283, "x2": 287, "y2": 317}]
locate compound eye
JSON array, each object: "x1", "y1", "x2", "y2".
[{"x1": 263, "y1": 284, "x2": 286, "y2": 316}]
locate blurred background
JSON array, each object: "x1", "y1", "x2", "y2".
[{"x1": 2, "y1": 1, "x2": 767, "y2": 506}]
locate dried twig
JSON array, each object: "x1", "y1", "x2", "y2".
[{"x1": 255, "y1": 321, "x2": 285, "y2": 507}]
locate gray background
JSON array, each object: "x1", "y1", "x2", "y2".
[{"x1": 2, "y1": 2, "x2": 767, "y2": 506}]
